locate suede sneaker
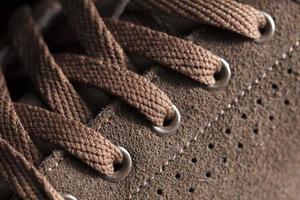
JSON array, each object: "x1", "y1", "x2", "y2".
[{"x1": 0, "y1": 0, "x2": 299, "y2": 199}]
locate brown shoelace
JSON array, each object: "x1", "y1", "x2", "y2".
[
  {"x1": 132, "y1": 0, "x2": 266, "y2": 39},
  {"x1": 0, "y1": 0, "x2": 271, "y2": 199}
]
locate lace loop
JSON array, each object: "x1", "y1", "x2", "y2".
[
  {"x1": 105, "y1": 18, "x2": 223, "y2": 85},
  {"x1": 59, "y1": 0, "x2": 177, "y2": 126},
  {"x1": 14, "y1": 103, "x2": 123, "y2": 175},
  {"x1": 54, "y1": 53, "x2": 174, "y2": 126}
]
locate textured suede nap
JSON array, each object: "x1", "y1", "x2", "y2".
[{"x1": 3, "y1": 0, "x2": 300, "y2": 199}]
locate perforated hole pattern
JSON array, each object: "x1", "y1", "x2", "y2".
[{"x1": 149, "y1": 49, "x2": 300, "y2": 200}]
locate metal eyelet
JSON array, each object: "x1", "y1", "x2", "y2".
[
  {"x1": 62, "y1": 194, "x2": 77, "y2": 200},
  {"x1": 206, "y1": 58, "x2": 231, "y2": 89},
  {"x1": 254, "y1": 12, "x2": 275, "y2": 43},
  {"x1": 152, "y1": 105, "x2": 181, "y2": 136},
  {"x1": 101, "y1": 146, "x2": 132, "y2": 182}
]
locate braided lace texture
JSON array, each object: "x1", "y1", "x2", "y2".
[
  {"x1": 132, "y1": 0, "x2": 266, "y2": 39},
  {"x1": 0, "y1": 0, "x2": 265, "y2": 199}
]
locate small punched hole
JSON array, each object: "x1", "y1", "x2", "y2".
[
  {"x1": 256, "y1": 98, "x2": 262, "y2": 105},
  {"x1": 225, "y1": 128, "x2": 231, "y2": 134},
  {"x1": 222, "y1": 157, "x2": 227, "y2": 163},
  {"x1": 287, "y1": 68, "x2": 293, "y2": 74},
  {"x1": 253, "y1": 128, "x2": 259, "y2": 134},
  {"x1": 271, "y1": 83, "x2": 278, "y2": 90},
  {"x1": 241, "y1": 113, "x2": 247, "y2": 119},
  {"x1": 269, "y1": 115, "x2": 274, "y2": 121},
  {"x1": 175, "y1": 173, "x2": 181, "y2": 180},
  {"x1": 205, "y1": 171, "x2": 211, "y2": 178},
  {"x1": 237, "y1": 142, "x2": 244, "y2": 149},
  {"x1": 189, "y1": 188, "x2": 195, "y2": 193},
  {"x1": 157, "y1": 189, "x2": 163, "y2": 195},
  {"x1": 191, "y1": 158, "x2": 197, "y2": 163},
  {"x1": 208, "y1": 143, "x2": 214, "y2": 149},
  {"x1": 284, "y1": 99, "x2": 290, "y2": 105}
]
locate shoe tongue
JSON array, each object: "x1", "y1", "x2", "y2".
[
  {"x1": 122, "y1": 1, "x2": 199, "y2": 36},
  {"x1": 95, "y1": 0, "x2": 130, "y2": 19}
]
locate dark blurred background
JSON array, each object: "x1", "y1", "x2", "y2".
[{"x1": 0, "y1": 0, "x2": 38, "y2": 37}]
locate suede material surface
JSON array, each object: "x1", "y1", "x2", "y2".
[
  {"x1": 136, "y1": 50, "x2": 300, "y2": 200},
  {"x1": 4, "y1": 0, "x2": 300, "y2": 199}
]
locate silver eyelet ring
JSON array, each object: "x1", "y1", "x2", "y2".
[
  {"x1": 206, "y1": 58, "x2": 231, "y2": 89},
  {"x1": 254, "y1": 12, "x2": 275, "y2": 43},
  {"x1": 101, "y1": 146, "x2": 132, "y2": 182},
  {"x1": 62, "y1": 194, "x2": 77, "y2": 200},
  {"x1": 152, "y1": 105, "x2": 181, "y2": 136}
]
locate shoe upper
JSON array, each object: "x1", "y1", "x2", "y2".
[{"x1": 0, "y1": 0, "x2": 299, "y2": 199}]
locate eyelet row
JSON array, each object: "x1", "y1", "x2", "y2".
[
  {"x1": 62, "y1": 10, "x2": 275, "y2": 200},
  {"x1": 1, "y1": 5, "x2": 275, "y2": 199},
  {"x1": 152, "y1": 12, "x2": 275, "y2": 136}
]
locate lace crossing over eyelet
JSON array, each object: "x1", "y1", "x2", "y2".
[
  {"x1": 101, "y1": 146, "x2": 132, "y2": 182},
  {"x1": 62, "y1": 194, "x2": 77, "y2": 200},
  {"x1": 152, "y1": 105, "x2": 181, "y2": 136},
  {"x1": 254, "y1": 12, "x2": 275, "y2": 43},
  {"x1": 206, "y1": 58, "x2": 231, "y2": 89}
]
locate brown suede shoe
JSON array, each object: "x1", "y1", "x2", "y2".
[{"x1": 0, "y1": 0, "x2": 299, "y2": 200}]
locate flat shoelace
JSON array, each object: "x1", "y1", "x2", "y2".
[
  {"x1": 0, "y1": 0, "x2": 267, "y2": 199},
  {"x1": 132, "y1": 0, "x2": 266, "y2": 39}
]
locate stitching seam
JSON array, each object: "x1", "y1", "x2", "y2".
[
  {"x1": 44, "y1": 40, "x2": 299, "y2": 197},
  {"x1": 128, "y1": 40, "x2": 300, "y2": 199},
  {"x1": 47, "y1": 155, "x2": 64, "y2": 172}
]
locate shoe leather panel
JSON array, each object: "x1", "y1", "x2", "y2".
[
  {"x1": 136, "y1": 53, "x2": 300, "y2": 200},
  {"x1": 34, "y1": 0, "x2": 300, "y2": 199}
]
